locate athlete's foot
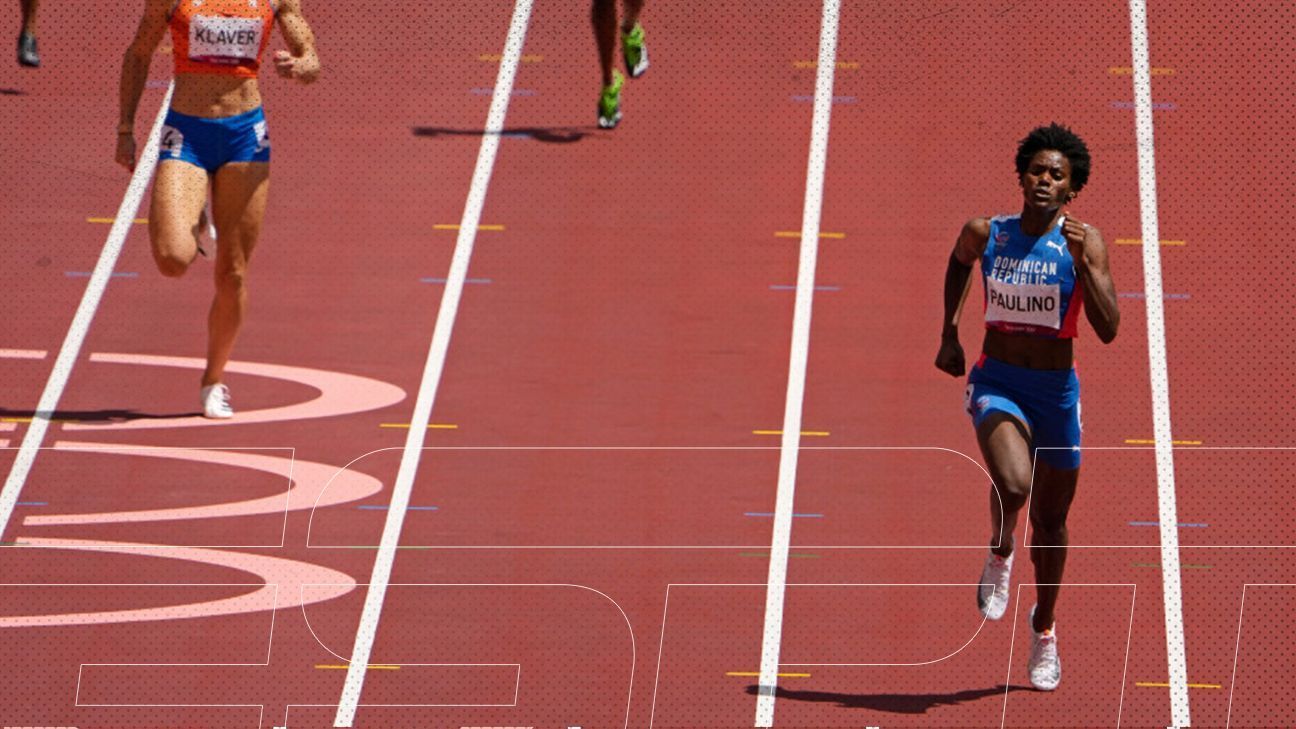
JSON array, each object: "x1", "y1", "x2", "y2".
[
  {"x1": 1027, "y1": 604, "x2": 1061, "y2": 690},
  {"x1": 621, "y1": 23, "x2": 648, "y2": 78},
  {"x1": 17, "y1": 32, "x2": 39, "y2": 68},
  {"x1": 200, "y1": 383, "x2": 233, "y2": 419},
  {"x1": 598, "y1": 69, "x2": 624, "y2": 129},
  {"x1": 977, "y1": 537, "x2": 1014, "y2": 620}
]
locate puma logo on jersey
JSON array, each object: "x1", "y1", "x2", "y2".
[{"x1": 1045, "y1": 240, "x2": 1065, "y2": 254}]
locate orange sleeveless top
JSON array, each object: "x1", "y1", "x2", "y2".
[{"x1": 169, "y1": 0, "x2": 276, "y2": 78}]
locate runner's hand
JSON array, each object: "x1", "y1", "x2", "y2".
[
  {"x1": 1062, "y1": 215, "x2": 1092, "y2": 268},
  {"x1": 935, "y1": 336, "x2": 965, "y2": 377},
  {"x1": 274, "y1": 50, "x2": 318, "y2": 82},
  {"x1": 116, "y1": 133, "x2": 137, "y2": 171},
  {"x1": 273, "y1": 50, "x2": 298, "y2": 79}
]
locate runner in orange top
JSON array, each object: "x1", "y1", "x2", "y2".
[{"x1": 116, "y1": 0, "x2": 319, "y2": 418}]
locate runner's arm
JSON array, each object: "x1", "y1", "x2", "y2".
[
  {"x1": 116, "y1": 0, "x2": 170, "y2": 169},
  {"x1": 273, "y1": 0, "x2": 320, "y2": 83},
  {"x1": 935, "y1": 217, "x2": 990, "y2": 376},
  {"x1": 1072, "y1": 223, "x2": 1120, "y2": 343}
]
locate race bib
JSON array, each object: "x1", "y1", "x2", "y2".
[
  {"x1": 985, "y1": 276, "x2": 1061, "y2": 330},
  {"x1": 189, "y1": 14, "x2": 262, "y2": 65}
]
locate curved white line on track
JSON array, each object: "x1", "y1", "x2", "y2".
[
  {"x1": 62, "y1": 353, "x2": 405, "y2": 431},
  {"x1": 304, "y1": 583, "x2": 636, "y2": 728},
  {"x1": 22, "y1": 443, "x2": 381, "y2": 527},
  {"x1": 0, "y1": 538, "x2": 355, "y2": 627}
]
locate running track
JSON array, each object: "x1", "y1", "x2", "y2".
[{"x1": 1, "y1": 1, "x2": 1294, "y2": 726}]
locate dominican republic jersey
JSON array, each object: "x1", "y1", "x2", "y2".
[{"x1": 981, "y1": 214, "x2": 1083, "y2": 339}]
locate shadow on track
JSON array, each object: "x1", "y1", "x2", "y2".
[
  {"x1": 0, "y1": 408, "x2": 200, "y2": 424},
  {"x1": 744, "y1": 683, "x2": 1031, "y2": 714},
  {"x1": 411, "y1": 125, "x2": 601, "y2": 144}
]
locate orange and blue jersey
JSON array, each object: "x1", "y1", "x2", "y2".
[
  {"x1": 981, "y1": 214, "x2": 1083, "y2": 339},
  {"x1": 169, "y1": 0, "x2": 277, "y2": 78}
]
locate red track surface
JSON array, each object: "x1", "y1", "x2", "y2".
[{"x1": 1, "y1": 1, "x2": 1293, "y2": 726}]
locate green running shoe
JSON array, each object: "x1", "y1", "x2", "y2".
[
  {"x1": 598, "y1": 69, "x2": 624, "y2": 129},
  {"x1": 621, "y1": 23, "x2": 648, "y2": 78}
]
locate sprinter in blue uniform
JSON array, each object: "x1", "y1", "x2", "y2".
[{"x1": 935, "y1": 123, "x2": 1120, "y2": 691}]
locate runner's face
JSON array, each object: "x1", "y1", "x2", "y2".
[{"x1": 1020, "y1": 149, "x2": 1075, "y2": 212}]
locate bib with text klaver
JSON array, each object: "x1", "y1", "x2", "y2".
[{"x1": 189, "y1": 15, "x2": 262, "y2": 65}]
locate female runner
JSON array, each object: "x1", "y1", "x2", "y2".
[
  {"x1": 935, "y1": 123, "x2": 1120, "y2": 690},
  {"x1": 117, "y1": 0, "x2": 319, "y2": 417}
]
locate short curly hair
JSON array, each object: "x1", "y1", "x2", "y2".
[{"x1": 1016, "y1": 123, "x2": 1091, "y2": 192}]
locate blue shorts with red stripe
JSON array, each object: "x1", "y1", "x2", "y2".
[{"x1": 965, "y1": 354, "x2": 1082, "y2": 470}]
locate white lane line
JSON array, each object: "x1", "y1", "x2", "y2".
[
  {"x1": 1128, "y1": 2, "x2": 1190, "y2": 725},
  {"x1": 331, "y1": 2, "x2": 534, "y2": 726},
  {"x1": 753, "y1": 1, "x2": 840, "y2": 725},
  {"x1": 0, "y1": 83, "x2": 175, "y2": 543}
]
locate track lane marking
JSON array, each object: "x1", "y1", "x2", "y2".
[
  {"x1": 333, "y1": 3, "x2": 534, "y2": 725},
  {"x1": 774, "y1": 230, "x2": 843, "y2": 239},
  {"x1": 0, "y1": 82, "x2": 175, "y2": 542},
  {"x1": 86, "y1": 217, "x2": 149, "y2": 224},
  {"x1": 755, "y1": 1, "x2": 840, "y2": 724},
  {"x1": 1128, "y1": 1, "x2": 1191, "y2": 722}
]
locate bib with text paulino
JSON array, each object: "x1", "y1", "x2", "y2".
[{"x1": 985, "y1": 276, "x2": 1062, "y2": 330}]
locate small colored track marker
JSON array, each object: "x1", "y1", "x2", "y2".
[
  {"x1": 1109, "y1": 66, "x2": 1174, "y2": 75},
  {"x1": 726, "y1": 671, "x2": 810, "y2": 678},
  {"x1": 745, "y1": 512, "x2": 824, "y2": 518},
  {"x1": 2, "y1": 417, "x2": 79, "y2": 423},
  {"x1": 421, "y1": 277, "x2": 492, "y2": 284},
  {"x1": 380, "y1": 423, "x2": 458, "y2": 430},
  {"x1": 0, "y1": 349, "x2": 47, "y2": 359},
  {"x1": 770, "y1": 284, "x2": 840, "y2": 291},
  {"x1": 479, "y1": 52, "x2": 542, "y2": 63},
  {"x1": 1135, "y1": 681, "x2": 1220, "y2": 689},
  {"x1": 753, "y1": 430, "x2": 830, "y2": 436},
  {"x1": 357, "y1": 505, "x2": 438, "y2": 511},
  {"x1": 1118, "y1": 292, "x2": 1190, "y2": 300},
  {"x1": 1133, "y1": 562, "x2": 1212, "y2": 570},
  {"x1": 792, "y1": 60, "x2": 859, "y2": 69},
  {"x1": 87, "y1": 217, "x2": 147, "y2": 224},
  {"x1": 435, "y1": 224, "x2": 505, "y2": 231},
  {"x1": 469, "y1": 87, "x2": 537, "y2": 97},
  {"x1": 65, "y1": 271, "x2": 138, "y2": 278},
  {"x1": 316, "y1": 664, "x2": 400, "y2": 671},
  {"x1": 1124, "y1": 435, "x2": 1202, "y2": 443},
  {"x1": 740, "y1": 552, "x2": 820, "y2": 559},
  {"x1": 1128, "y1": 521, "x2": 1208, "y2": 528},
  {"x1": 1115, "y1": 238, "x2": 1186, "y2": 246},
  {"x1": 790, "y1": 94, "x2": 857, "y2": 104},
  {"x1": 774, "y1": 231, "x2": 844, "y2": 239},
  {"x1": 1111, "y1": 100, "x2": 1177, "y2": 110}
]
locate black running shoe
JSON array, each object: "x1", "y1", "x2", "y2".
[{"x1": 17, "y1": 32, "x2": 39, "y2": 68}]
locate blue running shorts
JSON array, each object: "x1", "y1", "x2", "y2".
[
  {"x1": 965, "y1": 354, "x2": 1082, "y2": 470},
  {"x1": 157, "y1": 106, "x2": 270, "y2": 172}
]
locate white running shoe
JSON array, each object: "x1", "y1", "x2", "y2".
[
  {"x1": 1027, "y1": 604, "x2": 1061, "y2": 691},
  {"x1": 200, "y1": 383, "x2": 233, "y2": 419},
  {"x1": 977, "y1": 540, "x2": 1014, "y2": 620}
]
